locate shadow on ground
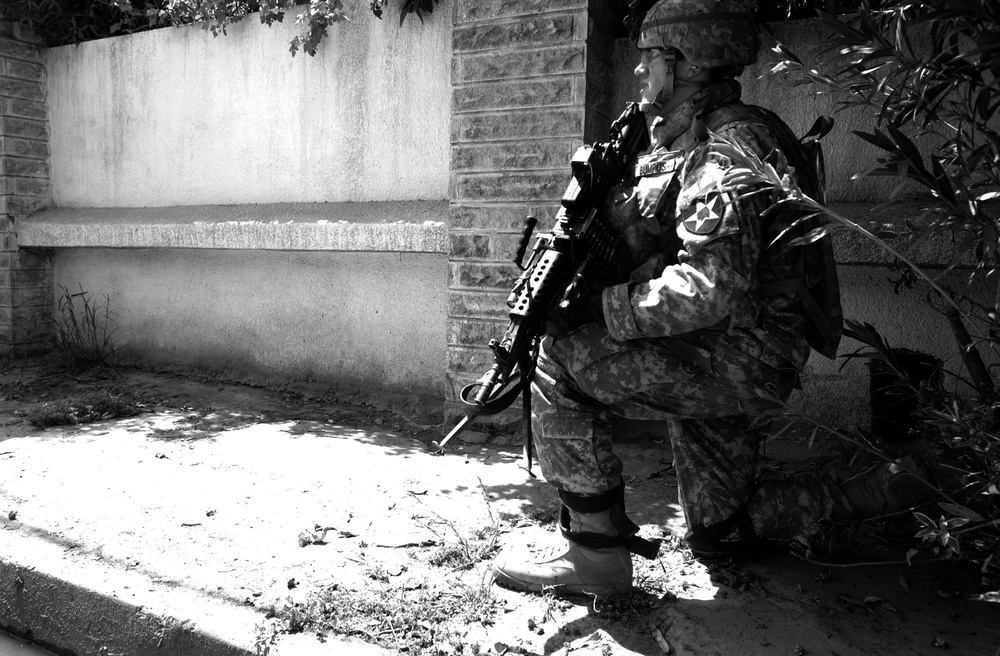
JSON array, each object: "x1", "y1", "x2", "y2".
[{"x1": 0, "y1": 358, "x2": 996, "y2": 656}]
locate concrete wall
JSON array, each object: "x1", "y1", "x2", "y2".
[
  {"x1": 45, "y1": 7, "x2": 452, "y2": 207},
  {"x1": 34, "y1": 5, "x2": 453, "y2": 395},
  {"x1": 52, "y1": 248, "x2": 445, "y2": 389}
]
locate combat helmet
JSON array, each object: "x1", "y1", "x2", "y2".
[{"x1": 631, "y1": 0, "x2": 758, "y2": 69}]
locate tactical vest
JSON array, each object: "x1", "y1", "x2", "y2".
[{"x1": 698, "y1": 103, "x2": 844, "y2": 360}]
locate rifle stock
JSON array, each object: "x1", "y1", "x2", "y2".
[{"x1": 436, "y1": 103, "x2": 651, "y2": 471}]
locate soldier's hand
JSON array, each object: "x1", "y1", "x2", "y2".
[{"x1": 604, "y1": 185, "x2": 639, "y2": 231}]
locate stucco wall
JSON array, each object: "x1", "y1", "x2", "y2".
[
  {"x1": 37, "y1": 5, "x2": 452, "y2": 395},
  {"x1": 52, "y1": 247, "x2": 446, "y2": 392},
  {"x1": 45, "y1": 6, "x2": 452, "y2": 207}
]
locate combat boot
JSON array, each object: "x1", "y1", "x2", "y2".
[
  {"x1": 492, "y1": 508, "x2": 633, "y2": 597},
  {"x1": 841, "y1": 457, "x2": 937, "y2": 519}
]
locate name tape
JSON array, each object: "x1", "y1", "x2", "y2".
[{"x1": 636, "y1": 155, "x2": 682, "y2": 178}]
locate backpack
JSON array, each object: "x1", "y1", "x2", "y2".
[{"x1": 704, "y1": 106, "x2": 844, "y2": 360}]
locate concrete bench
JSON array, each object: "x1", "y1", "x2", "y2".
[
  {"x1": 17, "y1": 201, "x2": 451, "y2": 395},
  {"x1": 18, "y1": 201, "x2": 449, "y2": 253}
]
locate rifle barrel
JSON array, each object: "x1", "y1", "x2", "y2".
[{"x1": 435, "y1": 413, "x2": 474, "y2": 452}]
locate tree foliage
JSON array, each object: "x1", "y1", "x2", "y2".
[
  {"x1": 0, "y1": 0, "x2": 440, "y2": 55},
  {"x1": 753, "y1": 0, "x2": 889, "y2": 22},
  {"x1": 7, "y1": 1, "x2": 884, "y2": 54},
  {"x1": 723, "y1": 0, "x2": 999, "y2": 577}
]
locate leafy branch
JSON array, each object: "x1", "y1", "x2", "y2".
[
  {"x1": 1, "y1": 0, "x2": 441, "y2": 55},
  {"x1": 743, "y1": 0, "x2": 1000, "y2": 576}
]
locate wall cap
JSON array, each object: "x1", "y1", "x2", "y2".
[
  {"x1": 17, "y1": 200, "x2": 960, "y2": 265},
  {"x1": 18, "y1": 201, "x2": 449, "y2": 253},
  {"x1": 830, "y1": 202, "x2": 977, "y2": 268}
]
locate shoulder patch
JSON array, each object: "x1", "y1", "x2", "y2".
[{"x1": 680, "y1": 195, "x2": 726, "y2": 235}]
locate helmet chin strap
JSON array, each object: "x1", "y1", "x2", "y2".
[
  {"x1": 653, "y1": 71, "x2": 715, "y2": 120},
  {"x1": 644, "y1": 64, "x2": 673, "y2": 117}
]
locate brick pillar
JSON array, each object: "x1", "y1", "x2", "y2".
[
  {"x1": 0, "y1": 20, "x2": 52, "y2": 355},
  {"x1": 447, "y1": 1, "x2": 620, "y2": 440}
]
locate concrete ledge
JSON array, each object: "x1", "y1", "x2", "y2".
[
  {"x1": 18, "y1": 201, "x2": 962, "y2": 266},
  {"x1": 18, "y1": 201, "x2": 449, "y2": 253},
  {"x1": 830, "y1": 201, "x2": 976, "y2": 268}
]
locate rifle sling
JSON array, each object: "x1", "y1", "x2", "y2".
[
  {"x1": 518, "y1": 352, "x2": 536, "y2": 477},
  {"x1": 459, "y1": 375, "x2": 525, "y2": 416}
]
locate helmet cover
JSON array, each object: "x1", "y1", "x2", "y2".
[{"x1": 636, "y1": 0, "x2": 758, "y2": 68}]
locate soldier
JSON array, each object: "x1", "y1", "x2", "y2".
[{"x1": 492, "y1": 0, "x2": 934, "y2": 597}]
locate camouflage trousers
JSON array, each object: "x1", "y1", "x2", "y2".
[{"x1": 531, "y1": 323, "x2": 855, "y2": 542}]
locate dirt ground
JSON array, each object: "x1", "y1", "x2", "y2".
[{"x1": 0, "y1": 357, "x2": 998, "y2": 656}]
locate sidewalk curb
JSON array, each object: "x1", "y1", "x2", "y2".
[
  {"x1": 0, "y1": 516, "x2": 400, "y2": 656},
  {"x1": 0, "y1": 524, "x2": 259, "y2": 655}
]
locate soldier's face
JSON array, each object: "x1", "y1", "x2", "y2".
[{"x1": 635, "y1": 48, "x2": 676, "y2": 112}]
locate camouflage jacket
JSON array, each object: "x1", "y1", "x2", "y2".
[{"x1": 600, "y1": 94, "x2": 812, "y2": 367}]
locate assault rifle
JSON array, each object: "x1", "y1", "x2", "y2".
[{"x1": 436, "y1": 103, "x2": 651, "y2": 473}]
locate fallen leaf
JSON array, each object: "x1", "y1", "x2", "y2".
[
  {"x1": 837, "y1": 594, "x2": 865, "y2": 608},
  {"x1": 653, "y1": 628, "x2": 671, "y2": 654},
  {"x1": 401, "y1": 576, "x2": 425, "y2": 591},
  {"x1": 898, "y1": 574, "x2": 909, "y2": 590}
]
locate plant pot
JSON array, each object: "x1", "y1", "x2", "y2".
[{"x1": 868, "y1": 348, "x2": 941, "y2": 444}]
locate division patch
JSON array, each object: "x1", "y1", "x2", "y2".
[{"x1": 680, "y1": 195, "x2": 726, "y2": 235}]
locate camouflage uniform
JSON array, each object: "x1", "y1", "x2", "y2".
[{"x1": 532, "y1": 79, "x2": 854, "y2": 545}]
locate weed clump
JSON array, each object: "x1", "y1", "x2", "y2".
[
  {"x1": 53, "y1": 284, "x2": 128, "y2": 370},
  {"x1": 427, "y1": 525, "x2": 501, "y2": 570},
  {"x1": 256, "y1": 583, "x2": 499, "y2": 656},
  {"x1": 27, "y1": 387, "x2": 143, "y2": 428}
]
